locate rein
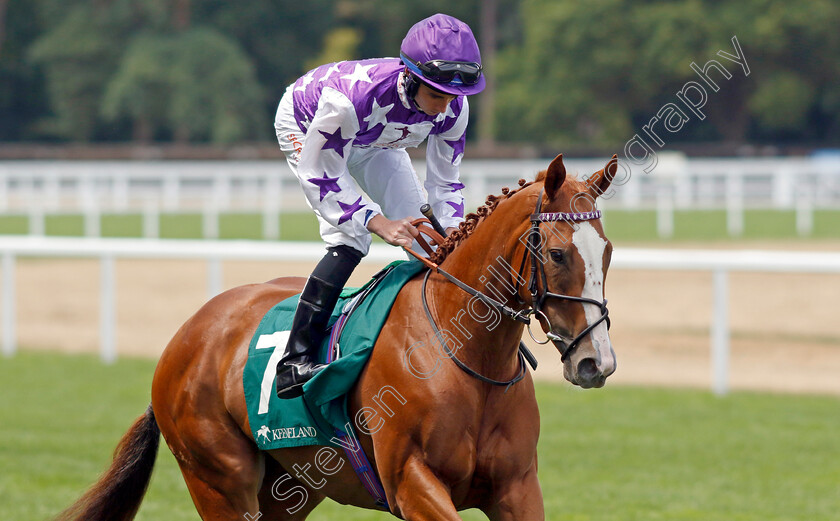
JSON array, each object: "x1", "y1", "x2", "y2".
[
  {"x1": 421, "y1": 269, "x2": 527, "y2": 391},
  {"x1": 404, "y1": 220, "x2": 531, "y2": 325},
  {"x1": 404, "y1": 192, "x2": 610, "y2": 387}
]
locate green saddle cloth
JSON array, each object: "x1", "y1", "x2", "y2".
[{"x1": 243, "y1": 260, "x2": 425, "y2": 450}]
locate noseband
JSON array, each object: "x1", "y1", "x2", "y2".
[{"x1": 523, "y1": 189, "x2": 611, "y2": 362}]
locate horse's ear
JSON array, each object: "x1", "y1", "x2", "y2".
[
  {"x1": 586, "y1": 154, "x2": 618, "y2": 199},
  {"x1": 544, "y1": 153, "x2": 566, "y2": 200}
]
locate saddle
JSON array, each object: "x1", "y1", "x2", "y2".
[{"x1": 243, "y1": 259, "x2": 425, "y2": 445}]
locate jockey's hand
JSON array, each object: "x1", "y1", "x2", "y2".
[
  {"x1": 366, "y1": 214, "x2": 419, "y2": 248},
  {"x1": 445, "y1": 226, "x2": 459, "y2": 236}
]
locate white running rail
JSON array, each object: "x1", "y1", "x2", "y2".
[
  {"x1": 2, "y1": 236, "x2": 840, "y2": 395},
  {"x1": 1, "y1": 157, "x2": 838, "y2": 238}
]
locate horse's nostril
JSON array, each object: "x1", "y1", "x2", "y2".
[{"x1": 577, "y1": 358, "x2": 599, "y2": 381}]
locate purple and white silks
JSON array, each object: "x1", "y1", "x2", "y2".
[{"x1": 275, "y1": 58, "x2": 468, "y2": 255}]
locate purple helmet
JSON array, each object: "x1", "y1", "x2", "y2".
[{"x1": 400, "y1": 13, "x2": 485, "y2": 96}]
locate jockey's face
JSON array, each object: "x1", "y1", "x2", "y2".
[{"x1": 414, "y1": 83, "x2": 457, "y2": 116}]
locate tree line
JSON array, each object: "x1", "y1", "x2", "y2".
[{"x1": 1, "y1": 0, "x2": 838, "y2": 148}]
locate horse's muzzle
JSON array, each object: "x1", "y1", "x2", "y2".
[
  {"x1": 557, "y1": 338, "x2": 616, "y2": 389},
  {"x1": 575, "y1": 358, "x2": 607, "y2": 388}
]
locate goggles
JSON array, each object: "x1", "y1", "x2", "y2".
[{"x1": 400, "y1": 53, "x2": 483, "y2": 86}]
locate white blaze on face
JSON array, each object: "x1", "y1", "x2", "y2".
[{"x1": 571, "y1": 222, "x2": 613, "y2": 368}]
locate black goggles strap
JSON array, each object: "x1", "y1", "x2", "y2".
[{"x1": 401, "y1": 53, "x2": 482, "y2": 85}]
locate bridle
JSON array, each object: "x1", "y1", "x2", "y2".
[
  {"x1": 407, "y1": 189, "x2": 611, "y2": 388},
  {"x1": 521, "y1": 189, "x2": 611, "y2": 363}
]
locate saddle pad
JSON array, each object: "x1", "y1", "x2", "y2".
[{"x1": 243, "y1": 259, "x2": 425, "y2": 450}]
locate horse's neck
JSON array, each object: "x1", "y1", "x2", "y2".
[{"x1": 432, "y1": 199, "x2": 532, "y2": 377}]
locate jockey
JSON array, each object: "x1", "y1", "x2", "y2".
[{"x1": 273, "y1": 13, "x2": 485, "y2": 399}]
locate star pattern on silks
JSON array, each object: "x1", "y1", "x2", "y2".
[
  {"x1": 353, "y1": 127, "x2": 384, "y2": 147},
  {"x1": 448, "y1": 181, "x2": 466, "y2": 192},
  {"x1": 363, "y1": 97, "x2": 393, "y2": 132},
  {"x1": 338, "y1": 196, "x2": 365, "y2": 225},
  {"x1": 341, "y1": 63, "x2": 375, "y2": 88},
  {"x1": 444, "y1": 134, "x2": 466, "y2": 164},
  {"x1": 319, "y1": 63, "x2": 342, "y2": 83},
  {"x1": 319, "y1": 127, "x2": 351, "y2": 157},
  {"x1": 294, "y1": 71, "x2": 316, "y2": 92},
  {"x1": 446, "y1": 199, "x2": 465, "y2": 218},
  {"x1": 435, "y1": 104, "x2": 458, "y2": 122},
  {"x1": 306, "y1": 172, "x2": 342, "y2": 201}
]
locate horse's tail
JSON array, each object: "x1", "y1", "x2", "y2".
[{"x1": 55, "y1": 404, "x2": 160, "y2": 521}]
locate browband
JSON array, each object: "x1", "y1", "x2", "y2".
[{"x1": 531, "y1": 210, "x2": 601, "y2": 222}]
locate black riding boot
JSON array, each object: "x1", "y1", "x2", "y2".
[{"x1": 276, "y1": 245, "x2": 363, "y2": 399}]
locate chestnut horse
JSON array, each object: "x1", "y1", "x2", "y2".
[{"x1": 56, "y1": 154, "x2": 617, "y2": 521}]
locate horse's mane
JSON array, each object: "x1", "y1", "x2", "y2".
[
  {"x1": 429, "y1": 169, "x2": 591, "y2": 264},
  {"x1": 429, "y1": 178, "x2": 536, "y2": 264}
]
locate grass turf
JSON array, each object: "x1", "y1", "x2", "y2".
[
  {"x1": 1, "y1": 351, "x2": 838, "y2": 520},
  {"x1": 0, "y1": 209, "x2": 838, "y2": 242}
]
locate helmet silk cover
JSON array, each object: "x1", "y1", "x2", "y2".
[{"x1": 400, "y1": 13, "x2": 485, "y2": 96}]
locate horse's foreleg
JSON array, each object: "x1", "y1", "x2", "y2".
[
  {"x1": 484, "y1": 466, "x2": 545, "y2": 521},
  {"x1": 390, "y1": 456, "x2": 463, "y2": 521}
]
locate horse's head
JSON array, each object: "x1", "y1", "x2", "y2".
[{"x1": 527, "y1": 154, "x2": 617, "y2": 388}]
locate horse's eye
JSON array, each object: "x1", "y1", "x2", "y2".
[{"x1": 549, "y1": 249, "x2": 565, "y2": 264}]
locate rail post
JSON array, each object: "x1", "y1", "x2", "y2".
[
  {"x1": 711, "y1": 269, "x2": 730, "y2": 395},
  {"x1": 2, "y1": 252, "x2": 16, "y2": 357},
  {"x1": 100, "y1": 254, "x2": 116, "y2": 364}
]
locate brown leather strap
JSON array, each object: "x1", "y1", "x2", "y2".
[
  {"x1": 402, "y1": 218, "x2": 446, "y2": 270},
  {"x1": 410, "y1": 218, "x2": 445, "y2": 249},
  {"x1": 403, "y1": 246, "x2": 438, "y2": 270}
]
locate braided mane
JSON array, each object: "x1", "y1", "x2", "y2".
[{"x1": 429, "y1": 178, "x2": 536, "y2": 264}]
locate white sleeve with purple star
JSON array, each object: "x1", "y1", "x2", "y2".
[
  {"x1": 296, "y1": 87, "x2": 382, "y2": 238},
  {"x1": 425, "y1": 98, "x2": 469, "y2": 230}
]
